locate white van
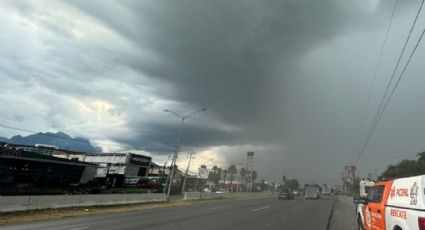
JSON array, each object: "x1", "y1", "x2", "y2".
[{"x1": 305, "y1": 186, "x2": 320, "y2": 199}]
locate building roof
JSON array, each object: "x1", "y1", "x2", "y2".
[
  {"x1": 150, "y1": 162, "x2": 162, "y2": 168},
  {"x1": 0, "y1": 145, "x2": 95, "y2": 167}
]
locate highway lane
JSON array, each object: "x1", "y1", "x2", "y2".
[{"x1": 3, "y1": 196, "x2": 336, "y2": 230}]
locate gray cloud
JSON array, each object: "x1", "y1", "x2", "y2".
[{"x1": 1, "y1": 0, "x2": 424, "y2": 184}]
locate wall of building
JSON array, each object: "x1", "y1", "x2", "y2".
[
  {"x1": 79, "y1": 165, "x2": 97, "y2": 184},
  {"x1": 52, "y1": 152, "x2": 86, "y2": 161},
  {"x1": 125, "y1": 165, "x2": 142, "y2": 177},
  {"x1": 84, "y1": 154, "x2": 128, "y2": 164}
]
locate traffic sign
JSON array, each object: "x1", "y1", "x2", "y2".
[{"x1": 198, "y1": 167, "x2": 209, "y2": 179}]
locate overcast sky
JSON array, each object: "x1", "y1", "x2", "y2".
[{"x1": 1, "y1": 0, "x2": 425, "y2": 185}]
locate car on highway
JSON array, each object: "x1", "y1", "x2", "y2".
[
  {"x1": 305, "y1": 186, "x2": 321, "y2": 199},
  {"x1": 278, "y1": 188, "x2": 294, "y2": 200}
]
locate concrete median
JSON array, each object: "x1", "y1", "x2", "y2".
[{"x1": 0, "y1": 193, "x2": 167, "y2": 213}]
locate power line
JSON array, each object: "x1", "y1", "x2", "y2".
[
  {"x1": 0, "y1": 123, "x2": 34, "y2": 133},
  {"x1": 370, "y1": 0, "x2": 425, "y2": 132},
  {"x1": 355, "y1": 2, "x2": 425, "y2": 164},
  {"x1": 372, "y1": 24, "x2": 425, "y2": 135},
  {"x1": 0, "y1": 122, "x2": 178, "y2": 153},
  {"x1": 350, "y1": 0, "x2": 399, "y2": 163}
]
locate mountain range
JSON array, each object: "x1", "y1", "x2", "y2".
[{"x1": 0, "y1": 132, "x2": 102, "y2": 153}]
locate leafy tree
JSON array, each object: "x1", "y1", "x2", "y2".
[
  {"x1": 285, "y1": 179, "x2": 299, "y2": 190},
  {"x1": 381, "y1": 159, "x2": 421, "y2": 179},
  {"x1": 378, "y1": 151, "x2": 425, "y2": 179}
]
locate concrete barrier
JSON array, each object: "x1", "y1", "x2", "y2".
[
  {"x1": 0, "y1": 193, "x2": 167, "y2": 213},
  {"x1": 183, "y1": 192, "x2": 273, "y2": 200}
]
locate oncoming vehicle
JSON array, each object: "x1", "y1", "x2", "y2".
[
  {"x1": 305, "y1": 186, "x2": 320, "y2": 199},
  {"x1": 355, "y1": 175, "x2": 425, "y2": 230},
  {"x1": 279, "y1": 188, "x2": 294, "y2": 200}
]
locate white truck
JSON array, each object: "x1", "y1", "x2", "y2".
[
  {"x1": 322, "y1": 185, "x2": 332, "y2": 196},
  {"x1": 354, "y1": 175, "x2": 425, "y2": 230},
  {"x1": 359, "y1": 179, "x2": 375, "y2": 197}
]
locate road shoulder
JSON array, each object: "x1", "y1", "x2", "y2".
[{"x1": 328, "y1": 195, "x2": 356, "y2": 230}]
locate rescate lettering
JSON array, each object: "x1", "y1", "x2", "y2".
[{"x1": 390, "y1": 209, "x2": 407, "y2": 219}]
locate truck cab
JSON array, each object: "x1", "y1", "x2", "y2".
[
  {"x1": 361, "y1": 181, "x2": 392, "y2": 230},
  {"x1": 356, "y1": 175, "x2": 425, "y2": 230}
]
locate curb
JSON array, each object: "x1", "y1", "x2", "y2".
[{"x1": 326, "y1": 197, "x2": 337, "y2": 230}]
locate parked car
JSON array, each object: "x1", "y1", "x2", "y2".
[
  {"x1": 215, "y1": 189, "x2": 227, "y2": 194},
  {"x1": 305, "y1": 186, "x2": 320, "y2": 199},
  {"x1": 137, "y1": 177, "x2": 164, "y2": 189},
  {"x1": 278, "y1": 188, "x2": 294, "y2": 200}
]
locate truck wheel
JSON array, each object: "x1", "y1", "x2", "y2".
[{"x1": 357, "y1": 217, "x2": 364, "y2": 230}]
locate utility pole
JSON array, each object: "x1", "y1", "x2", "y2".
[
  {"x1": 162, "y1": 160, "x2": 167, "y2": 194},
  {"x1": 181, "y1": 151, "x2": 195, "y2": 193}
]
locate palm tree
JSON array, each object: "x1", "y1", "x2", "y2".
[
  {"x1": 215, "y1": 168, "x2": 222, "y2": 189},
  {"x1": 212, "y1": 165, "x2": 218, "y2": 188},
  {"x1": 228, "y1": 165, "x2": 237, "y2": 192},
  {"x1": 222, "y1": 169, "x2": 228, "y2": 189}
]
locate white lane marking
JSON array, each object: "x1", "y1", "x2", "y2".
[
  {"x1": 209, "y1": 205, "x2": 230, "y2": 210},
  {"x1": 69, "y1": 227, "x2": 89, "y2": 230},
  {"x1": 265, "y1": 220, "x2": 276, "y2": 227},
  {"x1": 251, "y1": 206, "x2": 270, "y2": 212}
]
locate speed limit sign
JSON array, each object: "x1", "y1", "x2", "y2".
[{"x1": 198, "y1": 167, "x2": 209, "y2": 179}]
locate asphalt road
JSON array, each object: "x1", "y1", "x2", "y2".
[{"x1": 3, "y1": 196, "x2": 336, "y2": 230}]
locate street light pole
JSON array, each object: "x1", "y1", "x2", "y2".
[{"x1": 164, "y1": 108, "x2": 206, "y2": 200}]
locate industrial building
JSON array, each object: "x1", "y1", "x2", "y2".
[
  {"x1": 52, "y1": 150, "x2": 152, "y2": 187},
  {"x1": 0, "y1": 143, "x2": 96, "y2": 188}
]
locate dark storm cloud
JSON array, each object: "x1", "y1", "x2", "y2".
[{"x1": 64, "y1": 0, "x2": 389, "y2": 147}]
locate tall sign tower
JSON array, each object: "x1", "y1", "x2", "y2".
[
  {"x1": 343, "y1": 165, "x2": 356, "y2": 194},
  {"x1": 246, "y1": 152, "x2": 254, "y2": 192}
]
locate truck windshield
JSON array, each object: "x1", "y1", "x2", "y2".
[{"x1": 367, "y1": 185, "x2": 385, "y2": 203}]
